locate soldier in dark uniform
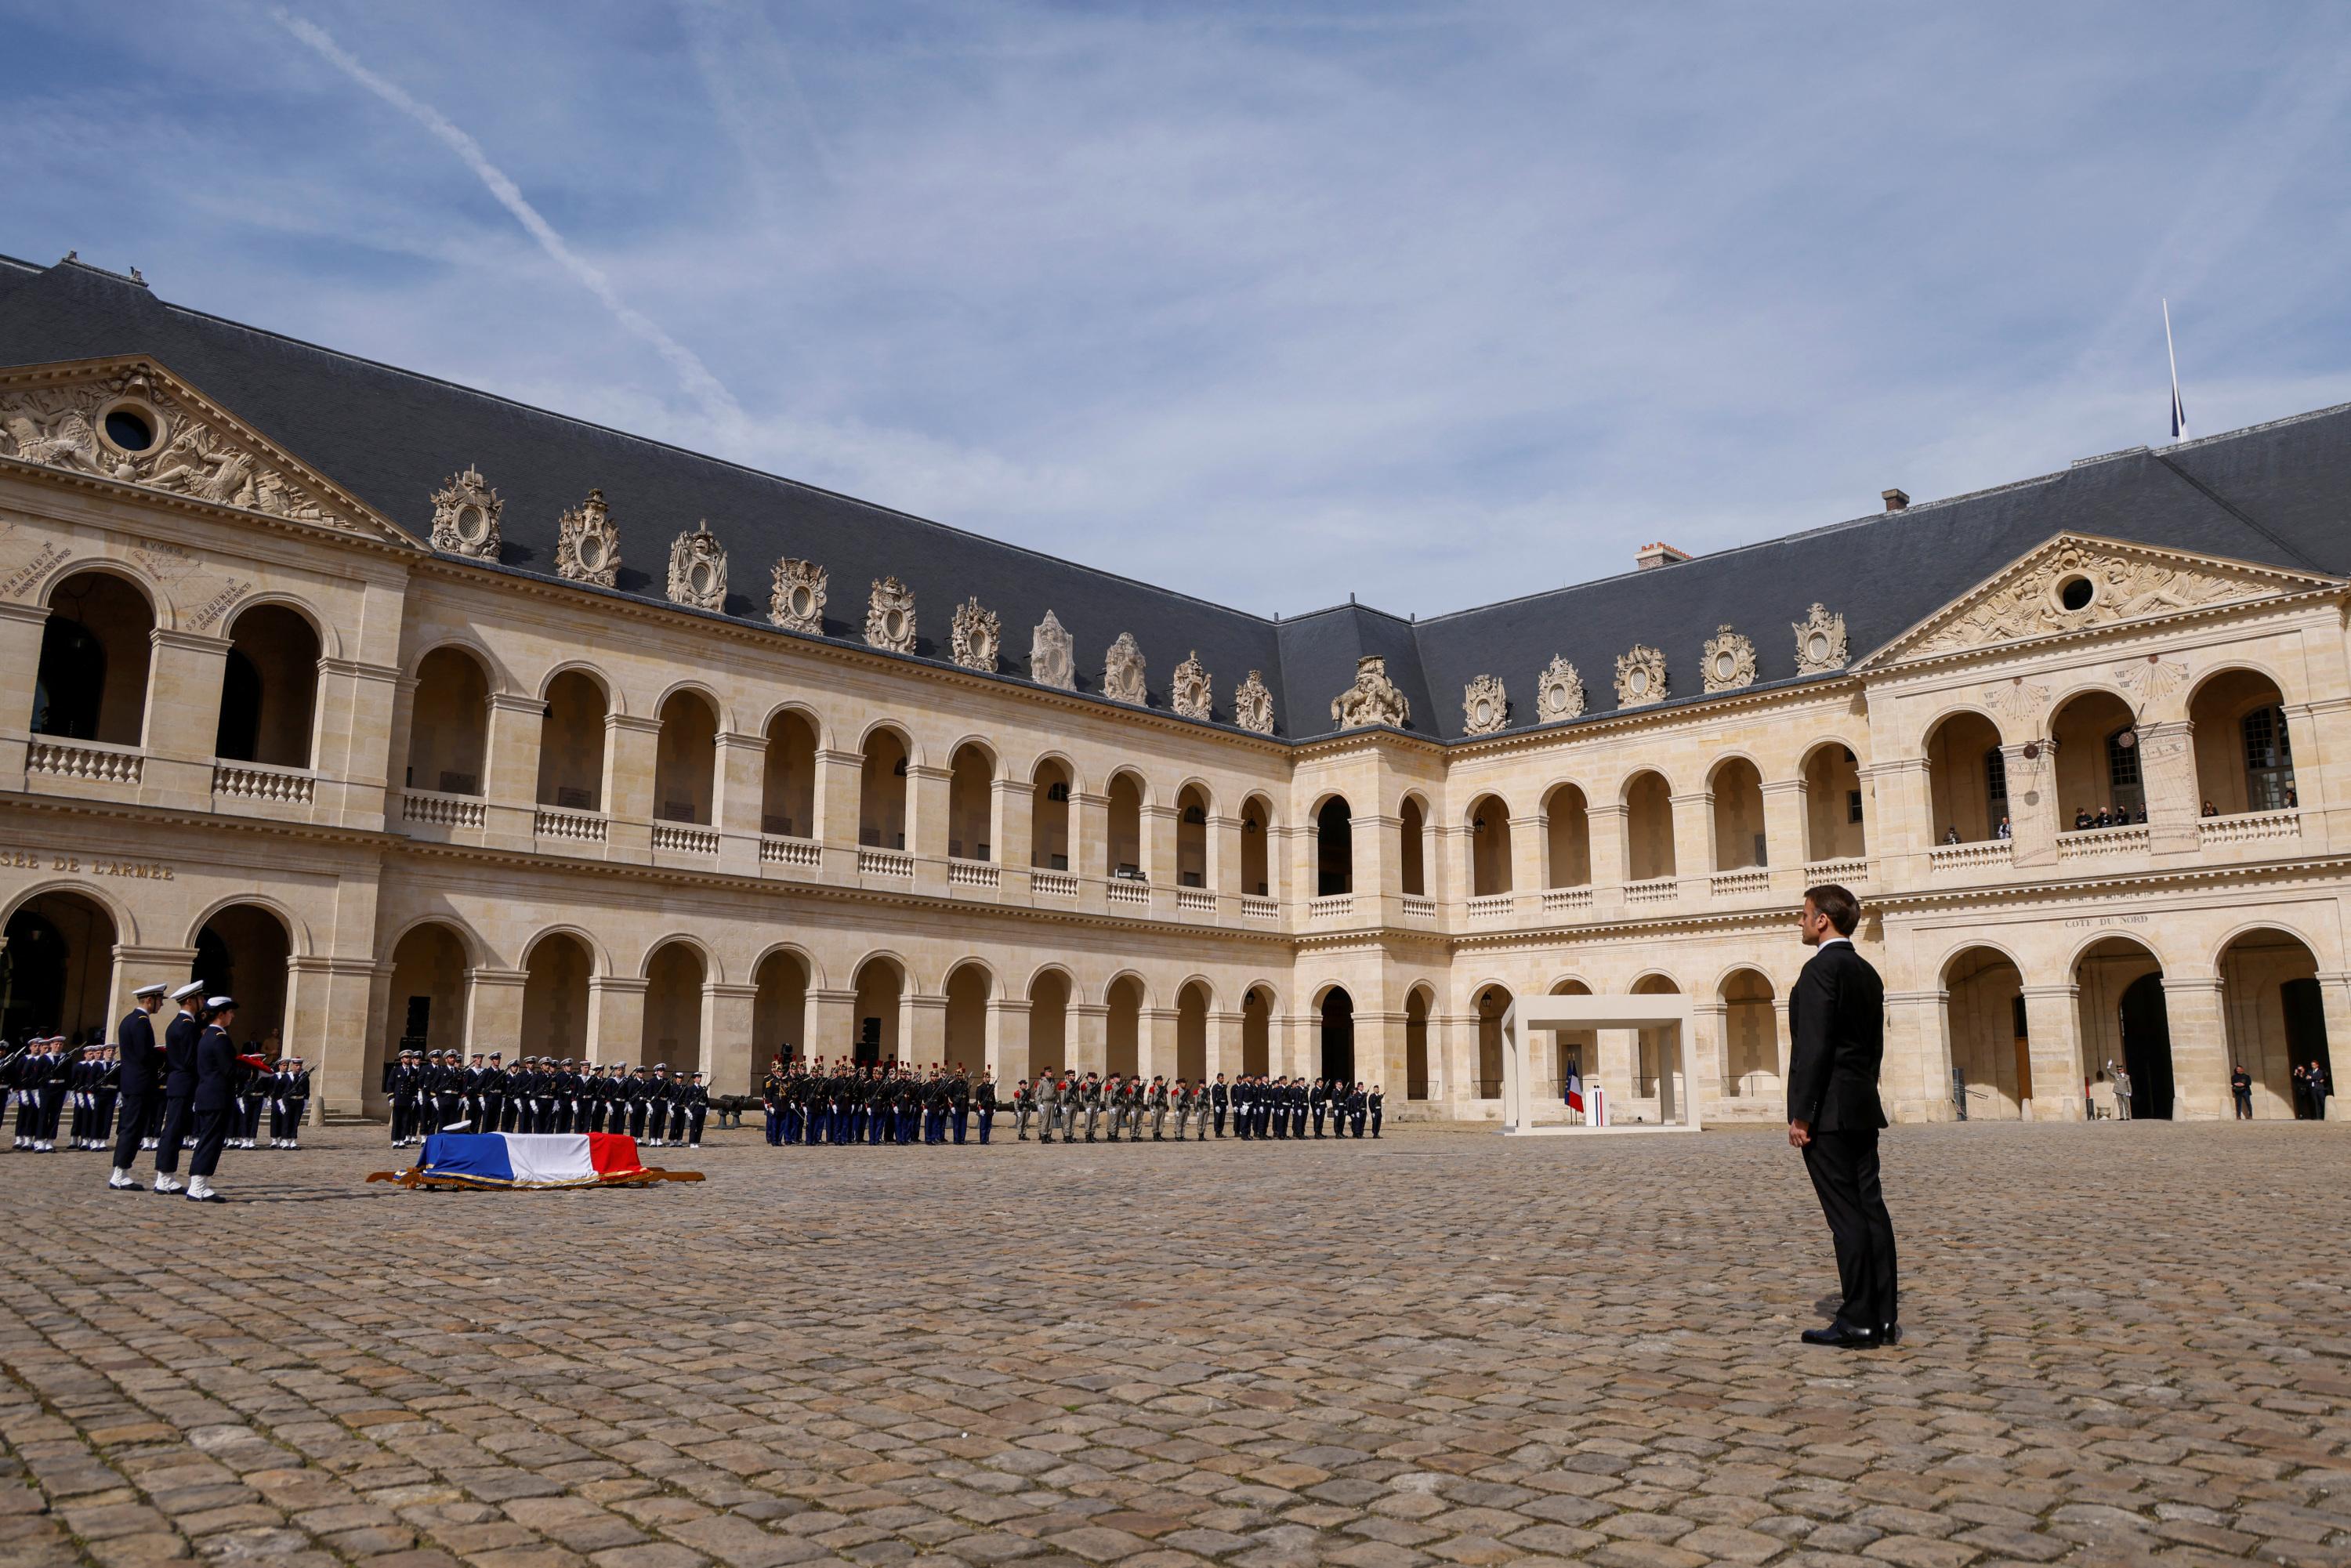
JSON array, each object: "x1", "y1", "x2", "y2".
[
  {"x1": 436, "y1": 1050, "x2": 465, "y2": 1135},
  {"x1": 152, "y1": 981, "x2": 207, "y2": 1190},
  {"x1": 185, "y1": 997, "x2": 264, "y2": 1202},
  {"x1": 283, "y1": 1056, "x2": 311, "y2": 1146},
  {"x1": 951, "y1": 1066, "x2": 973, "y2": 1145},
  {"x1": 1032, "y1": 1070, "x2": 1055, "y2": 1143},
  {"x1": 478, "y1": 1052, "x2": 505, "y2": 1134},
  {"x1": 90, "y1": 1042, "x2": 121, "y2": 1152},
  {"x1": 1211, "y1": 1073, "x2": 1230, "y2": 1138},
  {"x1": 640, "y1": 1063, "x2": 669, "y2": 1145},
  {"x1": 1310, "y1": 1078, "x2": 1330, "y2": 1138},
  {"x1": 681, "y1": 1072, "x2": 708, "y2": 1148},
  {"x1": 1346, "y1": 1081, "x2": 1368, "y2": 1137},
  {"x1": 234, "y1": 1045, "x2": 269, "y2": 1149},
  {"x1": 1368, "y1": 1085, "x2": 1384, "y2": 1138}
]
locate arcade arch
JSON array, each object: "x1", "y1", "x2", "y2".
[
  {"x1": 2190, "y1": 669, "x2": 2297, "y2": 816},
  {"x1": 32, "y1": 569, "x2": 151, "y2": 746},
  {"x1": 1467, "y1": 795, "x2": 1512, "y2": 896},
  {"x1": 653, "y1": 689, "x2": 718, "y2": 825},
  {"x1": 1924, "y1": 713, "x2": 2006, "y2": 843},
  {"x1": 536, "y1": 669, "x2": 608, "y2": 810},
  {"x1": 1802, "y1": 743, "x2": 1866, "y2": 860},
  {"x1": 1177, "y1": 980, "x2": 1209, "y2": 1082},
  {"x1": 216, "y1": 603, "x2": 320, "y2": 767},
  {"x1": 1545, "y1": 784, "x2": 1591, "y2": 887},
  {"x1": 642, "y1": 940, "x2": 706, "y2": 1072},
  {"x1": 408, "y1": 646, "x2": 491, "y2": 796},
  {"x1": 948, "y1": 744, "x2": 994, "y2": 861},
  {"x1": 944, "y1": 961, "x2": 991, "y2": 1067},
  {"x1": 1106, "y1": 973, "x2": 1144, "y2": 1077},
  {"x1": 1316, "y1": 796, "x2": 1353, "y2": 896},
  {"x1": 1031, "y1": 758, "x2": 1072, "y2": 871},
  {"x1": 1319, "y1": 986, "x2": 1356, "y2": 1081},
  {"x1": 2051, "y1": 690, "x2": 2143, "y2": 826},
  {"x1": 1028, "y1": 967, "x2": 1070, "y2": 1074},
  {"x1": 383, "y1": 919, "x2": 467, "y2": 1075},
  {"x1": 0, "y1": 889, "x2": 117, "y2": 1045},
  {"x1": 2074, "y1": 935, "x2": 2168, "y2": 1117},
  {"x1": 1717, "y1": 968, "x2": 1779, "y2": 1102},
  {"x1": 1943, "y1": 946, "x2": 2027, "y2": 1119},
  {"x1": 852, "y1": 954, "x2": 904, "y2": 1064},
  {"x1": 2218, "y1": 928, "x2": 2331, "y2": 1117},
  {"x1": 1397, "y1": 795, "x2": 1426, "y2": 896},
  {"x1": 1711, "y1": 758, "x2": 1766, "y2": 871},
  {"x1": 762, "y1": 708, "x2": 818, "y2": 837},
  {"x1": 1241, "y1": 986, "x2": 1272, "y2": 1077},
  {"x1": 520, "y1": 930, "x2": 592, "y2": 1060},
  {"x1": 1404, "y1": 985, "x2": 1433, "y2": 1099},
  {"x1": 1474, "y1": 983, "x2": 1512, "y2": 1099},
  {"x1": 1176, "y1": 784, "x2": 1210, "y2": 888},
  {"x1": 1106, "y1": 772, "x2": 1144, "y2": 878},
  {"x1": 1624, "y1": 772, "x2": 1674, "y2": 881},
  {"x1": 1240, "y1": 795, "x2": 1272, "y2": 896},
  {"x1": 754, "y1": 947, "x2": 810, "y2": 1063},
  {"x1": 860, "y1": 728, "x2": 910, "y2": 849}
]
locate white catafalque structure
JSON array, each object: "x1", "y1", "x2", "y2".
[{"x1": 1498, "y1": 993, "x2": 1701, "y2": 1135}]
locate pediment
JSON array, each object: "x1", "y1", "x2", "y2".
[
  {"x1": 1861, "y1": 533, "x2": 2342, "y2": 667},
  {"x1": 0, "y1": 356, "x2": 416, "y2": 545}
]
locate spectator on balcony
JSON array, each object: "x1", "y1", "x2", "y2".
[
  {"x1": 1942, "y1": 825, "x2": 1962, "y2": 845},
  {"x1": 2202, "y1": 798, "x2": 2219, "y2": 817},
  {"x1": 2130, "y1": 802, "x2": 2146, "y2": 824},
  {"x1": 2284, "y1": 784, "x2": 2298, "y2": 808},
  {"x1": 1995, "y1": 817, "x2": 2012, "y2": 839},
  {"x1": 2074, "y1": 807, "x2": 2092, "y2": 830}
]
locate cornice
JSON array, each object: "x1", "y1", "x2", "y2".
[{"x1": 0, "y1": 451, "x2": 421, "y2": 562}]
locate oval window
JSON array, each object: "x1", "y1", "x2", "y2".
[
  {"x1": 1628, "y1": 668, "x2": 1649, "y2": 696},
  {"x1": 103, "y1": 407, "x2": 155, "y2": 452},
  {"x1": 578, "y1": 534, "x2": 607, "y2": 570},
  {"x1": 1807, "y1": 631, "x2": 1831, "y2": 661},
  {"x1": 455, "y1": 503, "x2": 487, "y2": 542},
  {"x1": 2058, "y1": 575, "x2": 2094, "y2": 612}
]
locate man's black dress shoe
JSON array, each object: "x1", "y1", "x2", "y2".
[
  {"x1": 1800, "y1": 1321, "x2": 1878, "y2": 1349},
  {"x1": 1879, "y1": 1323, "x2": 1902, "y2": 1346}
]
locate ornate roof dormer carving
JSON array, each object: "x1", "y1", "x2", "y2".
[
  {"x1": 1234, "y1": 670, "x2": 1275, "y2": 735},
  {"x1": 429, "y1": 465, "x2": 501, "y2": 559},
  {"x1": 1791, "y1": 603, "x2": 1848, "y2": 674},
  {"x1": 770, "y1": 556, "x2": 825, "y2": 633},
  {"x1": 1614, "y1": 644, "x2": 1666, "y2": 709},
  {"x1": 1172, "y1": 651, "x2": 1212, "y2": 719},
  {"x1": 555, "y1": 490, "x2": 621, "y2": 586},
  {"x1": 1701, "y1": 625, "x2": 1755, "y2": 693},
  {"x1": 1103, "y1": 632, "x2": 1148, "y2": 705},
  {"x1": 667, "y1": 523, "x2": 727, "y2": 611},
  {"x1": 1331, "y1": 654, "x2": 1409, "y2": 731},
  {"x1": 951, "y1": 596, "x2": 1001, "y2": 672},
  {"x1": 1462, "y1": 674, "x2": 1509, "y2": 735},
  {"x1": 1535, "y1": 655, "x2": 1585, "y2": 722},
  {"x1": 865, "y1": 576, "x2": 916, "y2": 653},
  {"x1": 1031, "y1": 611, "x2": 1074, "y2": 690}
]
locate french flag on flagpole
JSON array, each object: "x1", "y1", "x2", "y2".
[
  {"x1": 1564, "y1": 1070, "x2": 1585, "y2": 1116},
  {"x1": 418, "y1": 1132, "x2": 646, "y2": 1188}
]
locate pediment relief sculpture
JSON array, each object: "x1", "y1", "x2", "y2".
[
  {"x1": 1891, "y1": 536, "x2": 2333, "y2": 662},
  {"x1": 1614, "y1": 644, "x2": 1667, "y2": 708},
  {"x1": 556, "y1": 490, "x2": 622, "y2": 586},
  {"x1": 1103, "y1": 632, "x2": 1148, "y2": 705},
  {"x1": 1172, "y1": 651, "x2": 1212, "y2": 719},
  {"x1": 667, "y1": 524, "x2": 728, "y2": 611},
  {"x1": 1535, "y1": 655, "x2": 1585, "y2": 722},
  {"x1": 951, "y1": 596, "x2": 1002, "y2": 672},
  {"x1": 1462, "y1": 673, "x2": 1509, "y2": 735},
  {"x1": 429, "y1": 465, "x2": 502, "y2": 559},
  {"x1": 1792, "y1": 603, "x2": 1848, "y2": 675},
  {"x1": 0, "y1": 361, "x2": 359, "y2": 531},
  {"x1": 769, "y1": 556, "x2": 826, "y2": 633},
  {"x1": 1331, "y1": 654, "x2": 1410, "y2": 730},
  {"x1": 1234, "y1": 669, "x2": 1275, "y2": 734},
  {"x1": 1701, "y1": 625, "x2": 1756, "y2": 693},
  {"x1": 1031, "y1": 610, "x2": 1074, "y2": 690},
  {"x1": 865, "y1": 575, "x2": 916, "y2": 653}
]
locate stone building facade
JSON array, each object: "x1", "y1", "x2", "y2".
[{"x1": 0, "y1": 255, "x2": 2343, "y2": 1124}]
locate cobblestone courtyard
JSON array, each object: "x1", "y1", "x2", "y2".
[{"x1": 5, "y1": 1120, "x2": 2348, "y2": 1568}]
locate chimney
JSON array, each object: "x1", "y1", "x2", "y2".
[
  {"x1": 1882, "y1": 487, "x2": 1910, "y2": 513},
  {"x1": 1634, "y1": 541, "x2": 1691, "y2": 571}
]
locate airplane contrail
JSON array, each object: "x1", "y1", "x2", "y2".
[{"x1": 274, "y1": 9, "x2": 742, "y2": 426}]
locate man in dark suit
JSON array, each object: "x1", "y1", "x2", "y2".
[
  {"x1": 152, "y1": 981, "x2": 207, "y2": 1193},
  {"x1": 1788, "y1": 884, "x2": 1899, "y2": 1349},
  {"x1": 186, "y1": 997, "x2": 262, "y2": 1203},
  {"x1": 108, "y1": 982, "x2": 169, "y2": 1189}
]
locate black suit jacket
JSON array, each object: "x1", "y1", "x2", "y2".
[
  {"x1": 118, "y1": 1009, "x2": 160, "y2": 1093},
  {"x1": 1785, "y1": 940, "x2": 1888, "y2": 1133},
  {"x1": 192, "y1": 1026, "x2": 244, "y2": 1112},
  {"x1": 162, "y1": 1012, "x2": 202, "y2": 1097}
]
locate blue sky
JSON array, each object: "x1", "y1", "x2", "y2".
[{"x1": 7, "y1": 2, "x2": 2349, "y2": 617}]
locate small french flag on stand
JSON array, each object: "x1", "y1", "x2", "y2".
[
  {"x1": 417, "y1": 1132, "x2": 646, "y2": 1189},
  {"x1": 1564, "y1": 1071, "x2": 1585, "y2": 1116}
]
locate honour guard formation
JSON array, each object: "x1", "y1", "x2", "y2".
[
  {"x1": 5, "y1": 980, "x2": 313, "y2": 1201},
  {"x1": 756, "y1": 1058, "x2": 1386, "y2": 1146},
  {"x1": 381, "y1": 1051, "x2": 710, "y2": 1148}
]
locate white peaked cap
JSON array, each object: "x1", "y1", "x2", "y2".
[
  {"x1": 133, "y1": 981, "x2": 170, "y2": 997},
  {"x1": 170, "y1": 981, "x2": 206, "y2": 1001}
]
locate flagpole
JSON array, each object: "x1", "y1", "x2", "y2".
[{"x1": 2163, "y1": 299, "x2": 2187, "y2": 442}]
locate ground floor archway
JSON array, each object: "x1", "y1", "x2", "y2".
[
  {"x1": 1177, "y1": 982, "x2": 1208, "y2": 1083},
  {"x1": 852, "y1": 957, "x2": 902, "y2": 1066},
  {"x1": 1319, "y1": 987, "x2": 1355, "y2": 1082},
  {"x1": 1404, "y1": 987, "x2": 1431, "y2": 1099},
  {"x1": 1943, "y1": 947, "x2": 2027, "y2": 1120},
  {"x1": 754, "y1": 949, "x2": 810, "y2": 1066},
  {"x1": 1, "y1": 890, "x2": 117, "y2": 1046},
  {"x1": 2075, "y1": 936, "x2": 2169, "y2": 1118},
  {"x1": 1106, "y1": 976, "x2": 1143, "y2": 1079},
  {"x1": 1475, "y1": 985, "x2": 1512, "y2": 1099},
  {"x1": 520, "y1": 932, "x2": 591, "y2": 1061},
  {"x1": 1242, "y1": 987, "x2": 1271, "y2": 1078},
  {"x1": 643, "y1": 941, "x2": 706, "y2": 1073},
  {"x1": 944, "y1": 962, "x2": 990, "y2": 1072},
  {"x1": 197, "y1": 904, "x2": 293, "y2": 1054},
  {"x1": 384, "y1": 920, "x2": 467, "y2": 1071},
  {"x1": 1028, "y1": 969, "x2": 1070, "y2": 1077}
]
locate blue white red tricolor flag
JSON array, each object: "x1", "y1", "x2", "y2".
[
  {"x1": 1564, "y1": 1071, "x2": 1585, "y2": 1114},
  {"x1": 417, "y1": 1132, "x2": 645, "y2": 1188}
]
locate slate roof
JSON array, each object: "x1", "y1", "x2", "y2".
[{"x1": 3, "y1": 253, "x2": 2346, "y2": 744}]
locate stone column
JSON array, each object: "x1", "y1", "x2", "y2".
[
  {"x1": 1206, "y1": 1009, "x2": 1241, "y2": 1082},
  {"x1": 811, "y1": 747, "x2": 865, "y2": 880},
  {"x1": 712, "y1": 730, "x2": 769, "y2": 876},
  {"x1": 704, "y1": 980, "x2": 759, "y2": 1094},
  {"x1": 1142, "y1": 1006, "x2": 1178, "y2": 1080},
  {"x1": 2158, "y1": 974, "x2": 2228, "y2": 1121},
  {"x1": 1864, "y1": 756, "x2": 1929, "y2": 883},
  {"x1": 2005, "y1": 740, "x2": 2063, "y2": 871},
  {"x1": 1068, "y1": 1001, "x2": 1107, "y2": 1074},
  {"x1": 905, "y1": 991, "x2": 947, "y2": 1068},
  {"x1": 1772, "y1": 998, "x2": 1792, "y2": 1112},
  {"x1": 1884, "y1": 987, "x2": 1954, "y2": 1121},
  {"x1": 907, "y1": 762, "x2": 951, "y2": 894},
  {"x1": 588, "y1": 974, "x2": 650, "y2": 1066},
  {"x1": 0, "y1": 599, "x2": 49, "y2": 791},
  {"x1": 1671, "y1": 789, "x2": 1714, "y2": 896},
  {"x1": 1073, "y1": 790, "x2": 1110, "y2": 914},
  {"x1": 808, "y1": 987, "x2": 859, "y2": 1065},
  {"x1": 140, "y1": 628, "x2": 233, "y2": 810},
  {"x1": 482, "y1": 692, "x2": 544, "y2": 850},
  {"x1": 1693, "y1": 998, "x2": 1729, "y2": 1117},
  {"x1": 603, "y1": 713, "x2": 661, "y2": 861},
  {"x1": 1586, "y1": 800, "x2": 1628, "y2": 918},
  {"x1": 1508, "y1": 813, "x2": 1544, "y2": 916},
  {"x1": 2320, "y1": 974, "x2": 2351, "y2": 1121},
  {"x1": 1761, "y1": 778, "x2": 1806, "y2": 893},
  {"x1": 2138, "y1": 719, "x2": 2201, "y2": 856},
  {"x1": 465, "y1": 966, "x2": 530, "y2": 1057},
  {"x1": 312, "y1": 658, "x2": 400, "y2": 830},
  {"x1": 992, "y1": 777, "x2": 1033, "y2": 895},
  {"x1": 2019, "y1": 983, "x2": 2084, "y2": 1121},
  {"x1": 987, "y1": 996, "x2": 1031, "y2": 1082},
  {"x1": 292, "y1": 953, "x2": 377, "y2": 1124}
]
